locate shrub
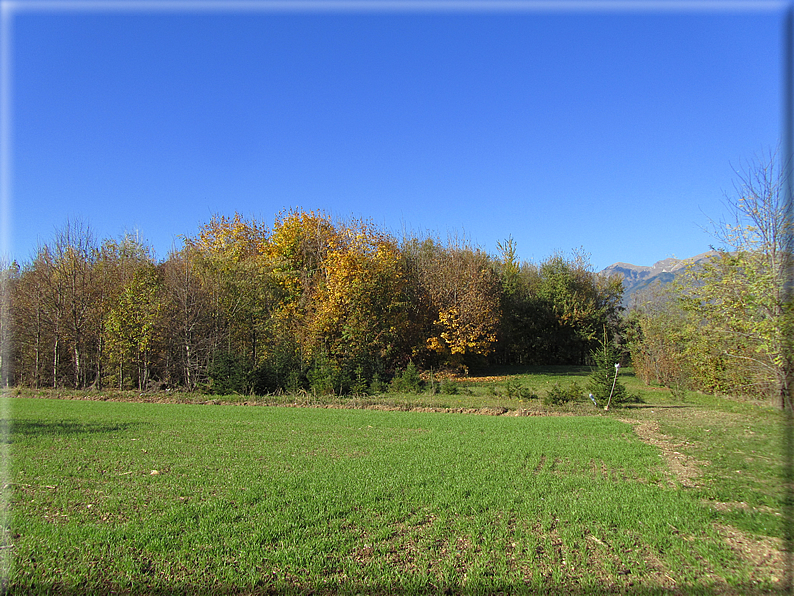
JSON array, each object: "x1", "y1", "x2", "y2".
[
  {"x1": 587, "y1": 332, "x2": 630, "y2": 406},
  {"x1": 207, "y1": 351, "x2": 250, "y2": 395},
  {"x1": 505, "y1": 379, "x2": 536, "y2": 400},
  {"x1": 251, "y1": 344, "x2": 304, "y2": 395},
  {"x1": 308, "y1": 355, "x2": 347, "y2": 395},
  {"x1": 369, "y1": 373, "x2": 387, "y2": 395},
  {"x1": 543, "y1": 381, "x2": 583, "y2": 406},
  {"x1": 440, "y1": 379, "x2": 459, "y2": 394},
  {"x1": 351, "y1": 365, "x2": 370, "y2": 396},
  {"x1": 523, "y1": 387, "x2": 539, "y2": 400},
  {"x1": 391, "y1": 362, "x2": 423, "y2": 394},
  {"x1": 668, "y1": 383, "x2": 688, "y2": 401}
]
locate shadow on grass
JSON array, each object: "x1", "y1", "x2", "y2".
[{"x1": 0, "y1": 418, "x2": 141, "y2": 443}]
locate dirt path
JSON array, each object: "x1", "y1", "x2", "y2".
[
  {"x1": 621, "y1": 415, "x2": 785, "y2": 589},
  {"x1": 620, "y1": 417, "x2": 702, "y2": 489}
]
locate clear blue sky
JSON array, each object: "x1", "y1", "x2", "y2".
[{"x1": 4, "y1": 1, "x2": 785, "y2": 271}]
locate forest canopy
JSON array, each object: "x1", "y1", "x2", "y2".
[{"x1": 4, "y1": 210, "x2": 624, "y2": 395}]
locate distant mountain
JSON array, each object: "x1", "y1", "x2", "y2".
[{"x1": 600, "y1": 251, "x2": 718, "y2": 306}]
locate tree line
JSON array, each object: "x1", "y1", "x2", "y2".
[{"x1": 4, "y1": 210, "x2": 624, "y2": 395}]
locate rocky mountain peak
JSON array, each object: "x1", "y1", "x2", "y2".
[{"x1": 600, "y1": 251, "x2": 719, "y2": 304}]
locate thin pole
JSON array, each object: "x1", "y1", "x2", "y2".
[{"x1": 604, "y1": 363, "x2": 620, "y2": 411}]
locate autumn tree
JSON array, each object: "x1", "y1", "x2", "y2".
[
  {"x1": 52, "y1": 221, "x2": 101, "y2": 388},
  {"x1": 188, "y1": 214, "x2": 274, "y2": 360},
  {"x1": 308, "y1": 220, "x2": 421, "y2": 381},
  {"x1": 537, "y1": 251, "x2": 619, "y2": 364},
  {"x1": 11, "y1": 258, "x2": 46, "y2": 387},
  {"x1": 675, "y1": 154, "x2": 790, "y2": 405},
  {"x1": 628, "y1": 153, "x2": 791, "y2": 406},
  {"x1": 0, "y1": 261, "x2": 17, "y2": 387},
  {"x1": 104, "y1": 262, "x2": 163, "y2": 390},
  {"x1": 263, "y1": 209, "x2": 340, "y2": 375},
  {"x1": 92, "y1": 233, "x2": 156, "y2": 389},
  {"x1": 160, "y1": 247, "x2": 215, "y2": 391},
  {"x1": 183, "y1": 214, "x2": 277, "y2": 393},
  {"x1": 266, "y1": 209, "x2": 338, "y2": 313},
  {"x1": 492, "y1": 236, "x2": 526, "y2": 364},
  {"x1": 404, "y1": 235, "x2": 501, "y2": 369},
  {"x1": 626, "y1": 281, "x2": 690, "y2": 396},
  {"x1": 16, "y1": 237, "x2": 77, "y2": 387}
]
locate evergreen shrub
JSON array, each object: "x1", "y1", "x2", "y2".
[
  {"x1": 505, "y1": 379, "x2": 537, "y2": 400},
  {"x1": 308, "y1": 355, "x2": 348, "y2": 395},
  {"x1": 369, "y1": 373, "x2": 387, "y2": 395},
  {"x1": 207, "y1": 351, "x2": 250, "y2": 395},
  {"x1": 587, "y1": 333, "x2": 637, "y2": 406},
  {"x1": 440, "y1": 379, "x2": 458, "y2": 394},
  {"x1": 542, "y1": 381, "x2": 583, "y2": 406},
  {"x1": 391, "y1": 362, "x2": 423, "y2": 394}
]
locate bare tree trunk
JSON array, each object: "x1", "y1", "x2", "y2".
[
  {"x1": 52, "y1": 336, "x2": 59, "y2": 388},
  {"x1": 96, "y1": 333, "x2": 102, "y2": 390},
  {"x1": 73, "y1": 344, "x2": 81, "y2": 389},
  {"x1": 34, "y1": 306, "x2": 41, "y2": 389},
  {"x1": 185, "y1": 343, "x2": 192, "y2": 391}
]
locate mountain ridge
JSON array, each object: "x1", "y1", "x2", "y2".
[{"x1": 600, "y1": 251, "x2": 718, "y2": 305}]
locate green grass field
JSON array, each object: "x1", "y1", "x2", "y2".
[{"x1": 3, "y1": 367, "x2": 786, "y2": 594}]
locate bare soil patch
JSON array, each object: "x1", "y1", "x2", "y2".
[{"x1": 715, "y1": 523, "x2": 784, "y2": 587}]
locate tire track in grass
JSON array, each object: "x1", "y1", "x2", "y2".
[{"x1": 533, "y1": 454, "x2": 546, "y2": 475}]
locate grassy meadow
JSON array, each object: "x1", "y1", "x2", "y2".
[{"x1": 3, "y1": 367, "x2": 786, "y2": 594}]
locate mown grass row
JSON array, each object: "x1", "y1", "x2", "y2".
[{"x1": 4, "y1": 375, "x2": 785, "y2": 594}]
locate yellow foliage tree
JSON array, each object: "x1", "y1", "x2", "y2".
[
  {"x1": 263, "y1": 209, "x2": 341, "y2": 356},
  {"x1": 185, "y1": 213, "x2": 273, "y2": 364},
  {"x1": 309, "y1": 221, "x2": 419, "y2": 368}
]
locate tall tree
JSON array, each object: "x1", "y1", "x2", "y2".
[
  {"x1": 52, "y1": 221, "x2": 99, "y2": 388},
  {"x1": 161, "y1": 247, "x2": 215, "y2": 391},
  {"x1": 309, "y1": 220, "x2": 420, "y2": 373},
  {"x1": 535, "y1": 251, "x2": 622, "y2": 365},
  {"x1": 94, "y1": 233, "x2": 155, "y2": 389},
  {"x1": 12, "y1": 253, "x2": 55, "y2": 387},
  {"x1": 0, "y1": 261, "x2": 17, "y2": 387},
  {"x1": 626, "y1": 281, "x2": 690, "y2": 393},
  {"x1": 104, "y1": 262, "x2": 163, "y2": 390},
  {"x1": 187, "y1": 213, "x2": 274, "y2": 366},
  {"x1": 31, "y1": 244, "x2": 68, "y2": 387},
  {"x1": 685, "y1": 154, "x2": 789, "y2": 405},
  {"x1": 264, "y1": 209, "x2": 341, "y2": 364},
  {"x1": 405, "y1": 235, "x2": 501, "y2": 368}
]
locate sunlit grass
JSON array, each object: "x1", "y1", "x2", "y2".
[{"x1": 6, "y1": 388, "x2": 783, "y2": 594}]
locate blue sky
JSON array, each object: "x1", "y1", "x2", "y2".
[{"x1": 3, "y1": 1, "x2": 785, "y2": 271}]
